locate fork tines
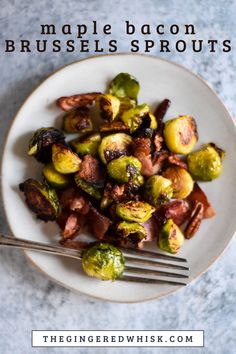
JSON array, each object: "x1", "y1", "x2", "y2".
[{"x1": 119, "y1": 247, "x2": 189, "y2": 286}]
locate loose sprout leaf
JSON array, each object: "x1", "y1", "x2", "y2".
[{"x1": 109, "y1": 73, "x2": 140, "y2": 101}]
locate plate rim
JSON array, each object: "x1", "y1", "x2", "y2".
[{"x1": 1, "y1": 53, "x2": 236, "y2": 303}]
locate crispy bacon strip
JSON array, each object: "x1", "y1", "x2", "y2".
[
  {"x1": 155, "y1": 200, "x2": 191, "y2": 227},
  {"x1": 57, "y1": 210, "x2": 85, "y2": 239},
  {"x1": 57, "y1": 92, "x2": 101, "y2": 111},
  {"x1": 88, "y1": 206, "x2": 112, "y2": 240},
  {"x1": 78, "y1": 155, "x2": 105, "y2": 186}
]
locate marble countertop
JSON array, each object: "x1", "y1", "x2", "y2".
[{"x1": 0, "y1": 0, "x2": 235, "y2": 353}]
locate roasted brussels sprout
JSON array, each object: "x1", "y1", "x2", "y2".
[
  {"x1": 144, "y1": 175, "x2": 173, "y2": 206},
  {"x1": 98, "y1": 133, "x2": 132, "y2": 164},
  {"x1": 119, "y1": 97, "x2": 136, "y2": 114},
  {"x1": 19, "y1": 178, "x2": 59, "y2": 221},
  {"x1": 70, "y1": 133, "x2": 101, "y2": 157},
  {"x1": 116, "y1": 221, "x2": 146, "y2": 241},
  {"x1": 158, "y1": 218, "x2": 185, "y2": 254},
  {"x1": 187, "y1": 143, "x2": 224, "y2": 181},
  {"x1": 96, "y1": 94, "x2": 120, "y2": 121},
  {"x1": 121, "y1": 104, "x2": 150, "y2": 133},
  {"x1": 52, "y1": 143, "x2": 81, "y2": 174},
  {"x1": 109, "y1": 72, "x2": 140, "y2": 101},
  {"x1": 107, "y1": 156, "x2": 142, "y2": 183},
  {"x1": 164, "y1": 115, "x2": 198, "y2": 154},
  {"x1": 162, "y1": 166, "x2": 194, "y2": 199},
  {"x1": 82, "y1": 242, "x2": 124, "y2": 280},
  {"x1": 74, "y1": 174, "x2": 102, "y2": 200},
  {"x1": 43, "y1": 163, "x2": 71, "y2": 189},
  {"x1": 28, "y1": 127, "x2": 65, "y2": 163},
  {"x1": 148, "y1": 113, "x2": 158, "y2": 130},
  {"x1": 63, "y1": 107, "x2": 93, "y2": 133},
  {"x1": 116, "y1": 201, "x2": 155, "y2": 223}
]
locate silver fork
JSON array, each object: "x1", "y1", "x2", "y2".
[{"x1": 0, "y1": 235, "x2": 189, "y2": 286}]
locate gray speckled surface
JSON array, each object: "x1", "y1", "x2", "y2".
[{"x1": 0, "y1": 0, "x2": 236, "y2": 353}]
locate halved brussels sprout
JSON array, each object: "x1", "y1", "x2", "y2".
[
  {"x1": 144, "y1": 175, "x2": 173, "y2": 206},
  {"x1": 164, "y1": 115, "x2": 198, "y2": 154},
  {"x1": 82, "y1": 242, "x2": 124, "y2": 280},
  {"x1": 96, "y1": 94, "x2": 120, "y2": 121},
  {"x1": 28, "y1": 127, "x2": 65, "y2": 163},
  {"x1": 121, "y1": 104, "x2": 150, "y2": 133},
  {"x1": 43, "y1": 163, "x2": 71, "y2": 189},
  {"x1": 158, "y1": 218, "x2": 185, "y2": 254},
  {"x1": 119, "y1": 97, "x2": 136, "y2": 114},
  {"x1": 74, "y1": 174, "x2": 102, "y2": 200},
  {"x1": 162, "y1": 166, "x2": 194, "y2": 199},
  {"x1": 98, "y1": 133, "x2": 132, "y2": 164},
  {"x1": 109, "y1": 72, "x2": 140, "y2": 101},
  {"x1": 116, "y1": 221, "x2": 146, "y2": 241},
  {"x1": 116, "y1": 201, "x2": 155, "y2": 223},
  {"x1": 19, "y1": 178, "x2": 59, "y2": 221},
  {"x1": 70, "y1": 133, "x2": 101, "y2": 157},
  {"x1": 107, "y1": 156, "x2": 142, "y2": 183},
  {"x1": 52, "y1": 143, "x2": 81, "y2": 174},
  {"x1": 187, "y1": 143, "x2": 224, "y2": 181},
  {"x1": 148, "y1": 113, "x2": 158, "y2": 130},
  {"x1": 63, "y1": 107, "x2": 93, "y2": 133}
]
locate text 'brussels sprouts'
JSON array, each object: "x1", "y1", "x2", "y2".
[
  {"x1": 70, "y1": 133, "x2": 101, "y2": 157},
  {"x1": 116, "y1": 201, "x2": 155, "y2": 223},
  {"x1": 109, "y1": 72, "x2": 140, "y2": 101},
  {"x1": 19, "y1": 178, "x2": 59, "y2": 221},
  {"x1": 52, "y1": 143, "x2": 81, "y2": 174},
  {"x1": 187, "y1": 143, "x2": 224, "y2": 181},
  {"x1": 98, "y1": 133, "x2": 132, "y2": 164},
  {"x1": 159, "y1": 219, "x2": 185, "y2": 254},
  {"x1": 28, "y1": 127, "x2": 65, "y2": 163},
  {"x1": 107, "y1": 156, "x2": 142, "y2": 183},
  {"x1": 164, "y1": 115, "x2": 198, "y2": 154},
  {"x1": 121, "y1": 104, "x2": 150, "y2": 133},
  {"x1": 82, "y1": 242, "x2": 124, "y2": 281},
  {"x1": 96, "y1": 94, "x2": 120, "y2": 121},
  {"x1": 144, "y1": 175, "x2": 173, "y2": 206},
  {"x1": 163, "y1": 166, "x2": 194, "y2": 199},
  {"x1": 63, "y1": 107, "x2": 93, "y2": 133}
]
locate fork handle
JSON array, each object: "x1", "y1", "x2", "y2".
[{"x1": 0, "y1": 234, "x2": 82, "y2": 260}]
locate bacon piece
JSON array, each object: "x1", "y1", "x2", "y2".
[
  {"x1": 167, "y1": 154, "x2": 187, "y2": 169},
  {"x1": 57, "y1": 210, "x2": 85, "y2": 239},
  {"x1": 152, "y1": 150, "x2": 170, "y2": 175},
  {"x1": 58, "y1": 187, "x2": 90, "y2": 214},
  {"x1": 57, "y1": 92, "x2": 101, "y2": 111},
  {"x1": 187, "y1": 183, "x2": 215, "y2": 219},
  {"x1": 154, "y1": 99, "x2": 171, "y2": 134},
  {"x1": 132, "y1": 137, "x2": 154, "y2": 176},
  {"x1": 78, "y1": 155, "x2": 105, "y2": 186},
  {"x1": 139, "y1": 217, "x2": 159, "y2": 245},
  {"x1": 88, "y1": 206, "x2": 112, "y2": 240},
  {"x1": 155, "y1": 200, "x2": 191, "y2": 227},
  {"x1": 60, "y1": 239, "x2": 88, "y2": 250},
  {"x1": 154, "y1": 133, "x2": 164, "y2": 152}
]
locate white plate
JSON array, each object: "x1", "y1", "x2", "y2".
[{"x1": 2, "y1": 54, "x2": 236, "y2": 303}]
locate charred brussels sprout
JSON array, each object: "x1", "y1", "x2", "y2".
[
  {"x1": 19, "y1": 178, "x2": 59, "y2": 221},
  {"x1": 98, "y1": 133, "x2": 132, "y2": 164},
  {"x1": 116, "y1": 221, "x2": 146, "y2": 241},
  {"x1": 109, "y1": 72, "x2": 140, "y2": 101},
  {"x1": 164, "y1": 115, "x2": 198, "y2": 154},
  {"x1": 63, "y1": 107, "x2": 93, "y2": 133},
  {"x1": 121, "y1": 104, "x2": 150, "y2": 133},
  {"x1": 107, "y1": 156, "x2": 142, "y2": 183},
  {"x1": 28, "y1": 127, "x2": 65, "y2": 163},
  {"x1": 74, "y1": 174, "x2": 102, "y2": 200},
  {"x1": 70, "y1": 133, "x2": 101, "y2": 157},
  {"x1": 119, "y1": 97, "x2": 136, "y2": 114},
  {"x1": 187, "y1": 143, "x2": 224, "y2": 181},
  {"x1": 159, "y1": 219, "x2": 185, "y2": 254},
  {"x1": 96, "y1": 94, "x2": 120, "y2": 121},
  {"x1": 144, "y1": 175, "x2": 173, "y2": 206},
  {"x1": 82, "y1": 242, "x2": 124, "y2": 280},
  {"x1": 52, "y1": 143, "x2": 81, "y2": 174},
  {"x1": 163, "y1": 166, "x2": 194, "y2": 199},
  {"x1": 116, "y1": 201, "x2": 155, "y2": 223},
  {"x1": 43, "y1": 163, "x2": 71, "y2": 189}
]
